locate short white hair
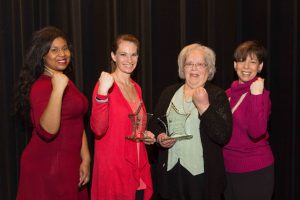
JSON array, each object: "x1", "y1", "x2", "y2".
[{"x1": 178, "y1": 43, "x2": 216, "y2": 80}]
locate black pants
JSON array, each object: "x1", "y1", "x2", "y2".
[
  {"x1": 136, "y1": 190, "x2": 144, "y2": 200},
  {"x1": 224, "y1": 165, "x2": 274, "y2": 200},
  {"x1": 159, "y1": 162, "x2": 205, "y2": 200}
]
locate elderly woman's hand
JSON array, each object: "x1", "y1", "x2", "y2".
[
  {"x1": 157, "y1": 133, "x2": 176, "y2": 148},
  {"x1": 143, "y1": 131, "x2": 156, "y2": 145},
  {"x1": 192, "y1": 87, "x2": 210, "y2": 115}
]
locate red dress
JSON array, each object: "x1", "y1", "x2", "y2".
[{"x1": 17, "y1": 75, "x2": 89, "y2": 200}]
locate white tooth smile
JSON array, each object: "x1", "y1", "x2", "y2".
[{"x1": 242, "y1": 72, "x2": 251, "y2": 75}]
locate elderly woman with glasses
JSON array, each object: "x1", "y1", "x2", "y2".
[{"x1": 150, "y1": 43, "x2": 232, "y2": 200}]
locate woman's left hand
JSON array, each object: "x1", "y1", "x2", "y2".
[
  {"x1": 143, "y1": 131, "x2": 156, "y2": 145},
  {"x1": 250, "y1": 77, "x2": 264, "y2": 95},
  {"x1": 78, "y1": 160, "x2": 90, "y2": 187}
]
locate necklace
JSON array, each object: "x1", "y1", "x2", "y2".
[
  {"x1": 44, "y1": 66, "x2": 55, "y2": 75},
  {"x1": 182, "y1": 86, "x2": 196, "y2": 114},
  {"x1": 113, "y1": 73, "x2": 136, "y2": 102},
  {"x1": 183, "y1": 98, "x2": 196, "y2": 114}
]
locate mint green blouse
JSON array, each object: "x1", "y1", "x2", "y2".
[{"x1": 166, "y1": 85, "x2": 204, "y2": 175}]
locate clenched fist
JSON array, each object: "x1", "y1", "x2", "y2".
[
  {"x1": 98, "y1": 71, "x2": 114, "y2": 95},
  {"x1": 250, "y1": 77, "x2": 264, "y2": 95},
  {"x1": 51, "y1": 73, "x2": 69, "y2": 92},
  {"x1": 192, "y1": 87, "x2": 210, "y2": 115}
]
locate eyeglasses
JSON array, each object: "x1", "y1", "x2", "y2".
[
  {"x1": 49, "y1": 46, "x2": 70, "y2": 55},
  {"x1": 184, "y1": 62, "x2": 207, "y2": 70}
]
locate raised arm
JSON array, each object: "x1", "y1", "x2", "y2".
[
  {"x1": 197, "y1": 87, "x2": 232, "y2": 145},
  {"x1": 90, "y1": 72, "x2": 114, "y2": 137},
  {"x1": 247, "y1": 78, "x2": 271, "y2": 139},
  {"x1": 39, "y1": 73, "x2": 69, "y2": 134},
  {"x1": 30, "y1": 74, "x2": 68, "y2": 141}
]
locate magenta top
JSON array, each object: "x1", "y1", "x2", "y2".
[{"x1": 223, "y1": 77, "x2": 274, "y2": 173}]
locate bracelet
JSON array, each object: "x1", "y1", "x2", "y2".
[{"x1": 95, "y1": 96, "x2": 109, "y2": 103}]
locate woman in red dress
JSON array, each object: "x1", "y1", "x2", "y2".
[{"x1": 15, "y1": 26, "x2": 90, "y2": 200}]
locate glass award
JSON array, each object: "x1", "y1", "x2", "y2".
[
  {"x1": 157, "y1": 102, "x2": 193, "y2": 141},
  {"x1": 125, "y1": 102, "x2": 153, "y2": 141}
]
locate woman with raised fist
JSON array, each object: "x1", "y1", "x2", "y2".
[
  {"x1": 15, "y1": 26, "x2": 90, "y2": 200},
  {"x1": 90, "y1": 34, "x2": 155, "y2": 200},
  {"x1": 223, "y1": 41, "x2": 274, "y2": 200}
]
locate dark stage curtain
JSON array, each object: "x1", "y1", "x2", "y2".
[{"x1": 0, "y1": 0, "x2": 299, "y2": 199}]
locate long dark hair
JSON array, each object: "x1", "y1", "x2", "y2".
[{"x1": 14, "y1": 26, "x2": 71, "y2": 125}]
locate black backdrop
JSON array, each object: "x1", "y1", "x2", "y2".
[{"x1": 0, "y1": 0, "x2": 299, "y2": 200}]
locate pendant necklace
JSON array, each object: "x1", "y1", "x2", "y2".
[
  {"x1": 183, "y1": 86, "x2": 196, "y2": 114},
  {"x1": 114, "y1": 73, "x2": 136, "y2": 102}
]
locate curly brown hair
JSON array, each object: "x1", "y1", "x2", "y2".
[{"x1": 14, "y1": 26, "x2": 71, "y2": 125}]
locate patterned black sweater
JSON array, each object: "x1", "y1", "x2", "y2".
[{"x1": 149, "y1": 82, "x2": 232, "y2": 200}]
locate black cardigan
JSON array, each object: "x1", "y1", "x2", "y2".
[{"x1": 150, "y1": 82, "x2": 232, "y2": 200}]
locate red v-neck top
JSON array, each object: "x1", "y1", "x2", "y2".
[{"x1": 90, "y1": 80, "x2": 153, "y2": 200}]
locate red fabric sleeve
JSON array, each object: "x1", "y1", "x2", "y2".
[
  {"x1": 30, "y1": 78, "x2": 57, "y2": 141},
  {"x1": 247, "y1": 90, "x2": 271, "y2": 139},
  {"x1": 90, "y1": 81, "x2": 109, "y2": 137}
]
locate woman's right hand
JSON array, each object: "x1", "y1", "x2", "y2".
[
  {"x1": 157, "y1": 133, "x2": 176, "y2": 148},
  {"x1": 98, "y1": 71, "x2": 114, "y2": 95}
]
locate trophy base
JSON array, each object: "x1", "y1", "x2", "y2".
[
  {"x1": 162, "y1": 135, "x2": 193, "y2": 141},
  {"x1": 125, "y1": 135, "x2": 151, "y2": 141}
]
